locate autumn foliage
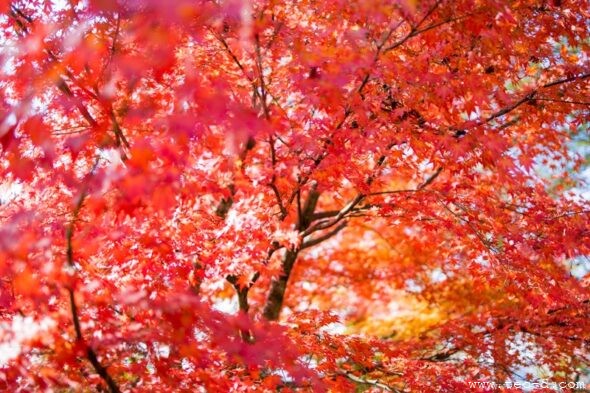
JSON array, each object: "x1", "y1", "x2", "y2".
[{"x1": 0, "y1": 0, "x2": 589, "y2": 391}]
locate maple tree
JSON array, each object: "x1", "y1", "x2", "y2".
[{"x1": 1, "y1": 0, "x2": 589, "y2": 391}]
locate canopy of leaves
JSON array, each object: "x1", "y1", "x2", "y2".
[{"x1": 0, "y1": 0, "x2": 589, "y2": 392}]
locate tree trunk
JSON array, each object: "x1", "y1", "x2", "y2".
[{"x1": 262, "y1": 249, "x2": 298, "y2": 320}]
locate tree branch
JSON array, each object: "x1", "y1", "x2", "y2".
[
  {"x1": 384, "y1": 11, "x2": 471, "y2": 53},
  {"x1": 262, "y1": 249, "x2": 299, "y2": 320},
  {"x1": 542, "y1": 72, "x2": 590, "y2": 88},
  {"x1": 303, "y1": 194, "x2": 364, "y2": 237},
  {"x1": 479, "y1": 72, "x2": 590, "y2": 126},
  {"x1": 66, "y1": 159, "x2": 120, "y2": 393},
  {"x1": 535, "y1": 97, "x2": 590, "y2": 106},
  {"x1": 268, "y1": 180, "x2": 288, "y2": 220},
  {"x1": 369, "y1": 167, "x2": 443, "y2": 196},
  {"x1": 301, "y1": 221, "x2": 347, "y2": 250},
  {"x1": 225, "y1": 274, "x2": 257, "y2": 343},
  {"x1": 337, "y1": 370, "x2": 400, "y2": 392},
  {"x1": 285, "y1": 3, "x2": 438, "y2": 202},
  {"x1": 304, "y1": 146, "x2": 416, "y2": 237},
  {"x1": 254, "y1": 33, "x2": 270, "y2": 120},
  {"x1": 262, "y1": 185, "x2": 324, "y2": 320},
  {"x1": 437, "y1": 198, "x2": 498, "y2": 253},
  {"x1": 417, "y1": 166, "x2": 443, "y2": 190},
  {"x1": 484, "y1": 92, "x2": 536, "y2": 123}
]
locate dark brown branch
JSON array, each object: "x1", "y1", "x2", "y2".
[
  {"x1": 535, "y1": 97, "x2": 590, "y2": 106},
  {"x1": 224, "y1": 240, "x2": 280, "y2": 328},
  {"x1": 10, "y1": 6, "x2": 33, "y2": 23},
  {"x1": 298, "y1": 183, "x2": 320, "y2": 230},
  {"x1": 417, "y1": 0, "x2": 443, "y2": 27},
  {"x1": 210, "y1": 33, "x2": 258, "y2": 219},
  {"x1": 10, "y1": 6, "x2": 110, "y2": 137},
  {"x1": 421, "y1": 347, "x2": 461, "y2": 362},
  {"x1": 263, "y1": 185, "x2": 323, "y2": 321},
  {"x1": 213, "y1": 28, "x2": 288, "y2": 310},
  {"x1": 485, "y1": 92, "x2": 536, "y2": 123},
  {"x1": 337, "y1": 370, "x2": 400, "y2": 392},
  {"x1": 225, "y1": 274, "x2": 255, "y2": 342},
  {"x1": 111, "y1": 14, "x2": 121, "y2": 54},
  {"x1": 480, "y1": 72, "x2": 590, "y2": 126},
  {"x1": 437, "y1": 198, "x2": 498, "y2": 253},
  {"x1": 284, "y1": 13, "x2": 415, "y2": 204},
  {"x1": 210, "y1": 28, "x2": 248, "y2": 75},
  {"x1": 384, "y1": 11, "x2": 470, "y2": 53},
  {"x1": 266, "y1": 21, "x2": 284, "y2": 50},
  {"x1": 259, "y1": 4, "x2": 464, "y2": 322},
  {"x1": 109, "y1": 110, "x2": 130, "y2": 149},
  {"x1": 215, "y1": 184, "x2": 236, "y2": 218},
  {"x1": 311, "y1": 205, "x2": 374, "y2": 221},
  {"x1": 417, "y1": 166, "x2": 443, "y2": 190},
  {"x1": 268, "y1": 180, "x2": 287, "y2": 219},
  {"x1": 47, "y1": 29, "x2": 129, "y2": 150},
  {"x1": 286, "y1": 108, "x2": 352, "y2": 206},
  {"x1": 97, "y1": 12, "x2": 121, "y2": 84},
  {"x1": 56, "y1": 78, "x2": 98, "y2": 128},
  {"x1": 369, "y1": 167, "x2": 443, "y2": 196},
  {"x1": 254, "y1": 34, "x2": 270, "y2": 120},
  {"x1": 542, "y1": 72, "x2": 590, "y2": 88},
  {"x1": 84, "y1": 347, "x2": 121, "y2": 392},
  {"x1": 286, "y1": 11, "x2": 414, "y2": 201},
  {"x1": 301, "y1": 221, "x2": 347, "y2": 250},
  {"x1": 303, "y1": 194, "x2": 364, "y2": 237},
  {"x1": 226, "y1": 274, "x2": 256, "y2": 314},
  {"x1": 547, "y1": 209, "x2": 590, "y2": 220},
  {"x1": 310, "y1": 209, "x2": 343, "y2": 221},
  {"x1": 546, "y1": 298, "x2": 589, "y2": 315},
  {"x1": 212, "y1": 29, "x2": 288, "y2": 223},
  {"x1": 262, "y1": 249, "x2": 298, "y2": 321},
  {"x1": 210, "y1": 27, "x2": 266, "y2": 112},
  {"x1": 303, "y1": 144, "x2": 408, "y2": 237},
  {"x1": 421, "y1": 302, "x2": 590, "y2": 365},
  {"x1": 66, "y1": 159, "x2": 120, "y2": 393}
]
